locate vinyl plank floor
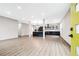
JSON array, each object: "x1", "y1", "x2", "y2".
[{"x1": 0, "y1": 36, "x2": 70, "y2": 56}]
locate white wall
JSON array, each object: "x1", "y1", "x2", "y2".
[
  {"x1": 20, "y1": 23, "x2": 29, "y2": 36},
  {"x1": 0, "y1": 16, "x2": 18, "y2": 40},
  {"x1": 60, "y1": 10, "x2": 71, "y2": 45}
]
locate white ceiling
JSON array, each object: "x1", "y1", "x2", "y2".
[{"x1": 0, "y1": 3, "x2": 70, "y2": 24}]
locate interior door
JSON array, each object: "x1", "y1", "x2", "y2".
[{"x1": 70, "y1": 3, "x2": 79, "y2": 56}]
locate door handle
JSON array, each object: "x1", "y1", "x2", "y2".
[{"x1": 69, "y1": 34, "x2": 73, "y2": 38}]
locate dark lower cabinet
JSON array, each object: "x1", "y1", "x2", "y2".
[
  {"x1": 45, "y1": 31, "x2": 60, "y2": 36},
  {"x1": 33, "y1": 31, "x2": 60, "y2": 37},
  {"x1": 33, "y1": 32, "x2": 43, "y2": 37}
]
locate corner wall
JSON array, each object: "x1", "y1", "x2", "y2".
[
  {"x1": 0, "y1": 16, "x2": 18, "y2": 40},
  {"x1": 20, "y1": 23, "x2": 29, "y2": 36},
  {"x1": 60, "y1": 10, "x2": 71, "y2": 45}
]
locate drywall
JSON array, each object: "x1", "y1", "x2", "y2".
[
  {"x1": 0, "y1": 16, "x2": 18, "y2": 40},
  {"x1": 60, "y1": 10, "x2": 71, "y2": 45},
  {"x1": 20, "y1": 23, "x2": 29, "y2": 36}
]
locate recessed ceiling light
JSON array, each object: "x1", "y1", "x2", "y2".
[
  {"x1": 22, "y1": 17, "x2": 25, "y2": 20},
  {"x1": 6, "y1": 11, "x2": 11, "y2": 15},
  {"x1": 17, "y1": 6, "x2": 22, "y2": 10},
  {"x1": 41, "y1": 13, "x2": 45, "y2": 18},
  {"x1": 31, "y1": 16, "x2": 34, "y2": 18}
]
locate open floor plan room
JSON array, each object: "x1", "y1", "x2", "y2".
[{"x1": 1, "y1": 3, "x2": 79, "y2": 56}]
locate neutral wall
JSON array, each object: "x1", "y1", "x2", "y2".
[
  {"x1": 0, "y1": 16, "x2": 18, "y2": 40},
  {"x1": 60, "y1": 10, "x2": 71, "y2": 45},
  {"x1": 20, "y1": 23, "x2": 29, "y2": 36}
]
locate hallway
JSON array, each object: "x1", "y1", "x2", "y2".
[{"x1": 0, "y1": 36, "x2": 70, "y2": 56}]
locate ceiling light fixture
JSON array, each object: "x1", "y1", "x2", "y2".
[
  {"x1": 6, "y1": 11, "x2": 11, "y2": 15},
  {"x1": 17, "y1": 6, "x2": 22, "y2": 10},
  {"x1": 41, "y1": 12, "x2": 45, "y2": 18},
  {"x1": 31, "y1": 16, "x2": 34, "y2": 18},
  {"x1": 22, "y1": 18, "x2": 25, "y2": 20}
]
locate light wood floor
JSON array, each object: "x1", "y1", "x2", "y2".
[{"x1": 0, "y1": 36, "x2": 70, "y2": 56}]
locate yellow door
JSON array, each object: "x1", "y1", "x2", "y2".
[{"x1": 70, "y1": 3, "x2": 79, "y2": 56}]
